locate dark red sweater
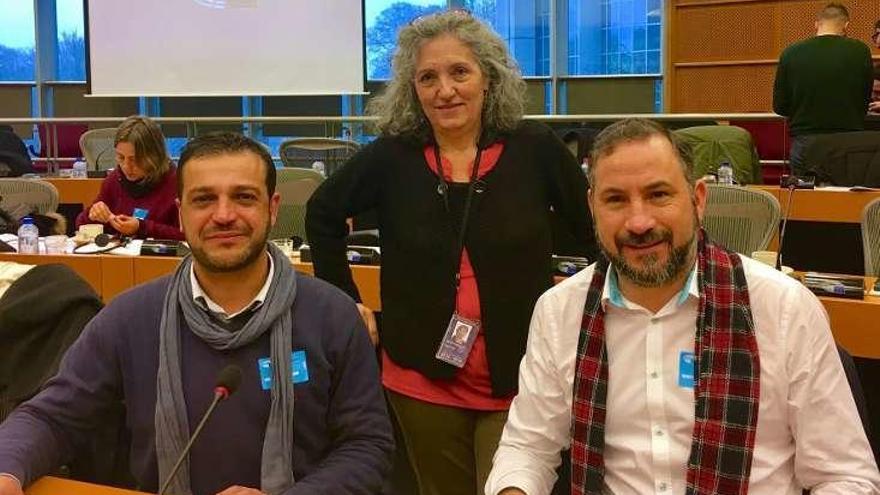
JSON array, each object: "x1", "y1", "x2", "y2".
[{"x1": 75, "y1": 168, "x2": 183, "y2": 240}]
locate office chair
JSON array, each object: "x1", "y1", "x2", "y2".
[
  {"x1": 674, "y1": 125, "x2": 763, "y2": 185},
  {"x1": 79, "y1": 127, "x2": 118, "y2": 171},
  {"x1": 270, "y1": 168, "x2": 324, "y2": 241},
  {"x1": 0, "y1": 178, "x2": 60, "y2": 215},
  {"x1": 702, "y1": 184, "x2": 781, "y2": 255},
  {"x1": 861, "y1": 198, "x2": 880, "y2": 277},
  {"x1": 278, "y1": 137, "x2": 359, "y2": 176}
]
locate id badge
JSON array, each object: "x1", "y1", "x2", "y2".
[
  {"x1": 435, "y1": 314, "x2": 480, "y2": 368},
  {"x1": 132, "y1": 208, "x2": 149, "y2": 220}
]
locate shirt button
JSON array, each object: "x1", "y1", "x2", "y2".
[
  {"x1": 650, "y1": 371, "x2": 659, "y2": 379},
  {"x1": 658, "y1": 482, "x2": 668, "y2": 491},
  {"x1": 655, "y1": 429, "x2": 664, "y2": 437},
  {"x1": 650, "y1": 317, "x2": 659, "y2": 324}
]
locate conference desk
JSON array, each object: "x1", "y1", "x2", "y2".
[
  {"x1": 44, "y1": 178, "x2": 103, "y2": 209},
  {"x1": 753, "y1": 185, "x2": 880, "y2": 223},
  {"x1": 751, "y1": 186, "x2": 879, "y2": 275},
  {"x1": 0, "y1": 253, "x2": 382, "y2": 312},
  {"x1": 0, "y1": 252, "x2": 877, "y2": 358},
  {"x1": 26, "y1": 476, "x2": 148, "y2": 495}
]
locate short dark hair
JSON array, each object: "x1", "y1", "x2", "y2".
[
  {"x1": 176, "y1": 132, "x2": 276, "y2": 197},
  {"x1": 818, "y1": 3, "x2": 849, "y2": 22},
  {"x1": 875, "y1": 19, "x2": 880, "y2": 30},
  {"x1": 588, "y1": 118, "x2": 695, "y2": 190}
]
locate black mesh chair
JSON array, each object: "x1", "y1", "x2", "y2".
[{"x1": 278, "y1": 137, "x2": 359, "y2": 176}]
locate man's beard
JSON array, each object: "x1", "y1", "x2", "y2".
[
  {"x1": 598, "y1": 214, "x2": 698, "y2": 288},
  {"x1": 189, "y1": 221, "x2": 270, "y2": 274}
]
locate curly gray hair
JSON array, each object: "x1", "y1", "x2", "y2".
[{"x1": 367, "y1": 10, "x2": 526, "y2": 141}]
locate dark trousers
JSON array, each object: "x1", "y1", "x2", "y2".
[
  {"x1": 387, "y1": 389, "x2": 508, "y2": 495},
  {"x1": 789, "y1": 134, "x2": 820, "y2": 177}
]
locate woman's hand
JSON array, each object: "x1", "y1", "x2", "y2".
[
  {"x1": 88, "y1": 201, "x2": 114, "y2": 223},
  {"x1": 110, "y1": 214, "x2": 140, "y2": 236},
  {"x1": 356, "y1": 303, "x2": 379, "y2": 346}
]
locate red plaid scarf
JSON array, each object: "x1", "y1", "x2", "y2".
[{"x1": 571, "y1": 230, "x2": 760, "y2": 494}]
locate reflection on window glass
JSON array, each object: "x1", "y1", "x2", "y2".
[
  {"x1": 365, "y1": 0, "x2": 446, "y2": 80},
  {"x1": 57, "y1": 0, "x2": 86, "y2": 81},
  {"x1": 463, "y1": 0, "x2": 551, "y2": 77},
  {"x1": 0, "y1": 0, "x2": 36, "y2": 81},
  {"x1": 568, "y1": 0, "x2": 662, "y2": 76}
]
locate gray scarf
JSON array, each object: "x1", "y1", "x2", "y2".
[{"x1": 155, "y1": 243, "x2": 297, "y2": 495}]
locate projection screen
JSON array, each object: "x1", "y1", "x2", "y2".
[{"x1": 86, "y1": 0, "x2": 365, "y2": 96}]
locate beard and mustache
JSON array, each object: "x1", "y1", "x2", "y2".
[{"x1": 597, "y1": 210, "x2": 699, "y2": 288}]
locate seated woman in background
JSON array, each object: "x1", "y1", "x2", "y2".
[{"x1": 75, "y1": 116, "x2": 183, "y2": 240}]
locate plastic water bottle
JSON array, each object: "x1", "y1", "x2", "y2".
[
  {"x1": 72, "y1": 158, "x2": 88, "y2": 178},
  {"x1": 311, "y1": 160, "x2": 326, "y2": 177},
  {"x1": 17, "y1": 216, "x2": 39, "y2": 254},
  {"x1": 717, "y1": 160, "x2": 734, "y2": 185}
]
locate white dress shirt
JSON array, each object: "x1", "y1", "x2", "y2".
[
  {"x1": 190, "y1": 252, "x2": 274, "y2": 320},
  {"x1": 487, "y1": 255, "x2": 880, "y2": 495}
]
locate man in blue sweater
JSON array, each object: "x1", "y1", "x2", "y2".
[{"x1": 0, "y1": 133, "x2": 393, "y2": 495}]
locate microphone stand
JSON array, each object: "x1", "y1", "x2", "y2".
[
  {"x1": 776, "y1": 181, "x2": 797, "y2": 271},
  {"x1": 157, "y1": 388, "x2": 229, "y2": 495}
]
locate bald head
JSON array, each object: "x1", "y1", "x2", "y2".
[{"x1": 816, "y1": 3, "x2": 849, "y2": 35}]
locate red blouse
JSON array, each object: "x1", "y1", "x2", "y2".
[{"x1": 381, "y1": 142, "x2": 514, "y2": 410}]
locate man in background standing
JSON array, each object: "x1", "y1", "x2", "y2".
[{"x1": 773, "y1": 3, "x2": 873, "y2": 175}]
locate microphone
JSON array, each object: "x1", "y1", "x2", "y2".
[
  {"x1": 157, "y1": 365, "x2": 243, "y2": 495},
  {"x1": 776, "y1": 175, "x2": 799, "y2": 271},
  {"x1": 94, "y1": 233, "x2": 130, "y2": 248}
]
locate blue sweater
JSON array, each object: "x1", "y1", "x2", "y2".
[{"x1": 0, "y1": 273, "x2": 393, "y2": 495}]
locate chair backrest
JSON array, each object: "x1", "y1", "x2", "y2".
[
  {"x1": 278, "y1": 137, "x2": 359, "y2": 175},
  {"x1": 862, "y1": 197, "x2": 880, "y2": 277},
  {"x1": 79, "y1": 127, "x2": 118, "y2": 171},
  {"x1": 269, "y1": 168, "x2": 324, "y2": 241},
  {"x1": 674, "y1": 125, "x2": 763, "y2": 185},
  {"x1": 0, "y1": 179, "x2": 59, "y2": 215},
  {"x1": 703, "y1": 184, "x2": 781, "y2": 255},
  {"x1": 804, "y1": 131, "x2": 880, "y2": 187}
]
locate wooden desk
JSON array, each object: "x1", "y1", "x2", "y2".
[
  {"x1": 752, "y1": 185, "x2": 880, "y2": 223},
  {"x1": 0, "y1": 253, "x2": 382, "y2": 311},
  {"x1": 44, "y1": 178, "x2": 103, "y2": 208},
  {"x1": 1, "y1": 252, "x2": 875, "y2": 356},
  {"x1": 27, "y1": 476, "x2": 148, "y2": 495}
]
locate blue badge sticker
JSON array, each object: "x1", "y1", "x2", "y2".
[
  {"x1": 678, "y1": 351, "x2": 695, "y2": 389},
  {"x1": 132, "y1": 208, "x2": 149, "y2": 220},
  {"x1": 257, "y1": 350, "x2": 309, "y2": 390}
]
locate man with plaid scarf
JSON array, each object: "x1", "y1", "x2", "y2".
[{"x1": 486, "y1": 118, "x2": 879, "y2": 495}]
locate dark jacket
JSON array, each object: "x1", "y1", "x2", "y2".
[
  {"x1": 0, "y1": 126, "x2": 33, "y2": 177},
  {"x1": 0, "y1": 263, "x2": 102, "y2": 420},
  {"x1": 306, "y1": 120, "x2": 595, "y2": 396}
]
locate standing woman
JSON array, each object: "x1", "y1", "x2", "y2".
[
  {"x1": 306, "y1": 10, "x2": 594, "y2": 495},
  {"x1": 75, "y1": 115, "x2": 183, "y2": 240}
]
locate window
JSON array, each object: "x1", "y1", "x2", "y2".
[
  {"x1": 0, "y1": 0, "x2": 36, "y2": 81},
  {"x1": 463, "y1": 0, "x2": 551, "y2": 77},
  {"x1": 56, "y1": 0, "x2": 87, "y2": 81},
  {"x1": 568, "y1": 0, "x2": 662, "y2": 76},
  {"x1": 365, "y1": 0, "x2": 446, "y2": 80}
]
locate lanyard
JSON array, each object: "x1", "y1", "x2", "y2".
[{"x1": 433, "y1": 145, "x2": 484, "y2": 289}]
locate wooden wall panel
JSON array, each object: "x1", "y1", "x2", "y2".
[
  {"x1": 674, "y1": 64, "x2": 776, "y2": 112},
  {"x1": 667, "y1": 0, "x2": 880, "y2": 112}
]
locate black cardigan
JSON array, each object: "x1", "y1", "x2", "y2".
[{"x1": 305, "y1": 120, "x2": 595, "y2": 396}]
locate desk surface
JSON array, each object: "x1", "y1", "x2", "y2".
[
  {"x1": 44, "y1": 178, "x2": 103, "y2": 207},
  {"x1": 0, "y1": 253, "x2": 382, "y2": 312},
  {"x1": 0, "y1": 252, "x2": 876, "y2": 358},
  {"x1": 26, "y1": 476, "x2": 148, "y2": 495},
  {"x1": 753, "y1": 185, "x2": 880, "y2": 223}
]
